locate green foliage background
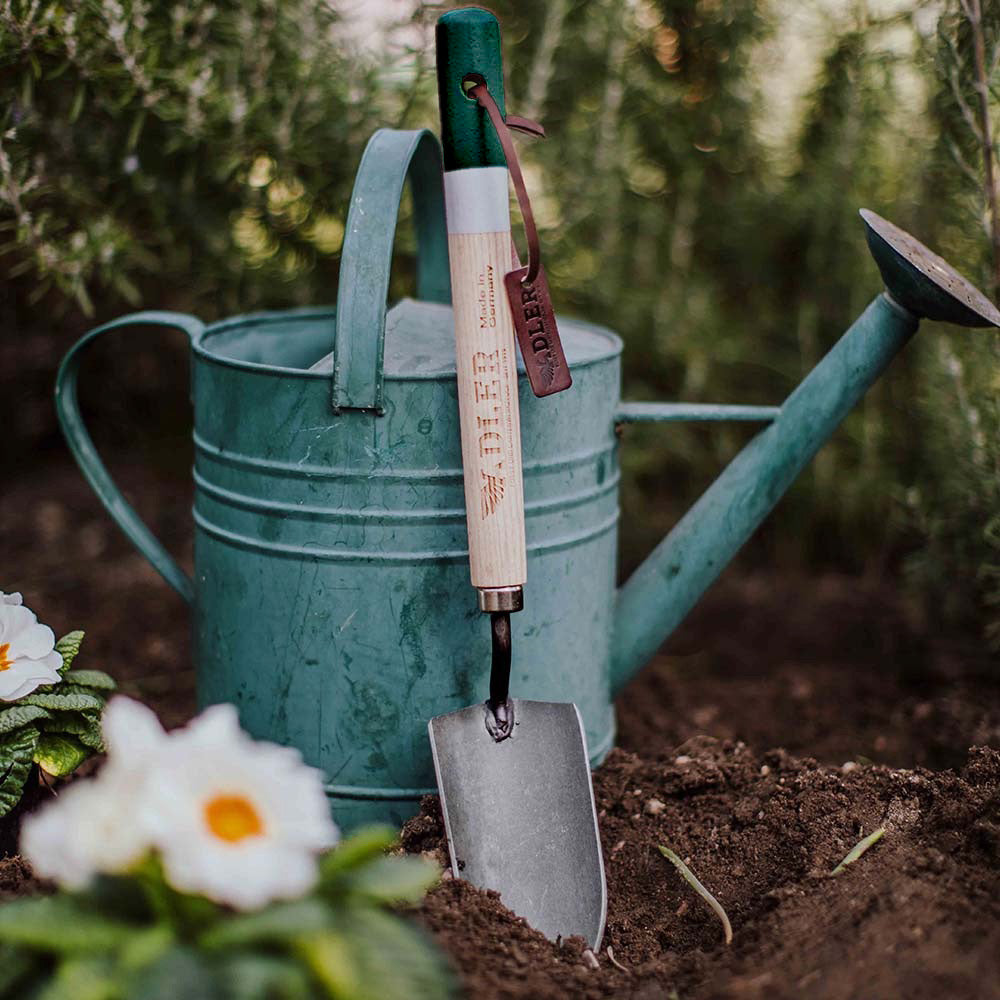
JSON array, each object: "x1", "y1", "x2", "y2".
[{"x1": 2, "y1": 0, "x2": 998, "y2": 643}]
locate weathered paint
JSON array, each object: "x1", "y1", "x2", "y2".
[
  {"x1": 611, "y1": 293, "x2": 918, "y2": 693},
  {"x1": 190, "y1": 301, "x2": 623, "y2": 830},
  {"x1": 56, "y1": 129, "x2": 954, "y2": 830}
]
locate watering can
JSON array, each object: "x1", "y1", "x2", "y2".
[{"x1": 56, "y1": 129, "x2": 1000, "y2": 830}]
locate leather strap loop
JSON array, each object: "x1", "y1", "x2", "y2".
[{"x1": 469, "y1": 83, "x2": 544, "y2": 285}]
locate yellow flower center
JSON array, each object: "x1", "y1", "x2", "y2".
[
  {"x1": 203, "y1": 794, "x2": 265, "y2": 843},
  {"x1": 0, "y1": 644, "x2": 12, "y2": 672}
]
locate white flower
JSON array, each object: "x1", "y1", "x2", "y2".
[
  {"x1": 147, "y1": 704, "x2": 338, "y2": 910},
  {"x1": 0, "y1": 597, "x2": 62, "y2": 701},
  {"x1": 21, "y1": 698, "x2": 168, "y2": 887},
  {"x1": 20, "y1": 698, "x2": 338, "y2": 909}
]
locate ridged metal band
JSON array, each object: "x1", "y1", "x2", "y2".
[{"x1": 477, "y1": 586, "x2": 524, "y2": 612}]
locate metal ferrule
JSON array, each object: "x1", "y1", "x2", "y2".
[{"x1": 477, "y1": 585, "x2": 523, "y2": 613}]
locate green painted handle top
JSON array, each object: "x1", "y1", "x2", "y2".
[{"x1": 436, "y1": 7, "x2": 507, "y2": 170}]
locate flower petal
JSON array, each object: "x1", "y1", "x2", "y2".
[
  {"x1": 102, "y1": 697, "x2": 167, "y2": 760},
  {"x1": 20, "y1": 782, "x2": 99, "y2": 889},
  {"x1": 0, "y1": 658, "x2": 61, "y2": 701},
  {"x1": 0, "y1": 605, "x2": 36, "y2": 645},
  {"x1": 38, "y1": 650, "x2": 63, "y2": 674},
  {"x1": 159, "y1": 838, "x2": 319, "y2": 910},
  {"x1": 6, "y1": 621, "x2": 55, "y2": 662}
]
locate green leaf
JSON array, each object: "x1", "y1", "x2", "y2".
[
  {"x1": 296, "y1": 907, "x2": 454, "y2": 1000},
  {"x1": 41, "y1": 713, "x2": 104, "y2": 752},
  {"x1": 33, "y1": 733, "x2": 89, "y2": 778},
  {"x1": 336, "y1": 856, "x2": 440, "y2": 905},
  {"x1": 125, "y1": 946, "x2": 221, "y2": 1000},
  {"x1": 319, "y1": 825, "x2": 398, "y2": 881},
  {"x1": 78, "y1": 875, "x2": 153, "y2": 924},
  {"x1": 215, "y1": 953, "x2": 313, "y2": 1000},
  {"x1": 117, "y1": 925, "x2": 175, "y2": 974},
  {"x1": 20, "y1": 691, "x2": 104, "y2": 713},
  {"x1": 54, "y1": 633, "x2": 85, "y2": 674},
  {"x1": 0, "y1": 896, "x2": 137, "y2": 953},
  {"x1": 0, "y1": 942, "x2": 43, "y2": 996},
  {"x1": 199, "y1": 900, "x2": 334, "y2": 951},
  {"x1": 293, "y1": 930, "x2": 359, "y2": 999},
  {"x1": 0, "y1": 705, "x2": 51, "y2": 736},
  {"x1": 61, "y1": 671, "x2": 116, "y2": 692},
  {"x1": 34, "y1": 955, "x2": 118, "y2": 1000},
  {"x1": 68, "y1": 84, "x2": 85, "y2": 123},
  {"x1": 0, "y1": 727, "x2": 40, "y2": 818}
]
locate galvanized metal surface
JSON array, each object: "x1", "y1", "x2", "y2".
[
  {"x1": 190, "y1": 301, "x2": 622, "y2": 829},
  {"x1": 429, "y1": 699, "x2": 606, "y2": 948},
  {"x1": 611, "y1": 292, "x2": 919, "y2": 691},
  {"x1": 56, "y1": 130, "x2": 964, "y2": 832},
  {"x1": 55, "y1": 310, "x2": 205, "y2": 605},
  {"x1": 333, "y1": 129, "x2": 450, "y2": 413},
  {"x1": 861, "y1": 209, "x2": 1000, "y2": 328},
  {"x1": 615, "y1": 402, "x2": 781, "y2": 423}
]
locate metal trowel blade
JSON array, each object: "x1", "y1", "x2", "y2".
[{"x1": 428, "y1": 698, "x2": 607, "y2": 949}]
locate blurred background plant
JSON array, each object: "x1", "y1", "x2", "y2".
[{"x1": 2, "y1": 0, "x2": 998, "y2": 648}]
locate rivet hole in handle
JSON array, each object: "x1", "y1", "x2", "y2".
[
  {"x1": 55, "y1": 311, "x2": 204, "y2": 605},
  {"x1": 332, "y1": 128, "x2": 451, "y2": 414}
]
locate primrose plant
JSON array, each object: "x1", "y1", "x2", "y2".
[
  {"x1": 1, "y1": 698, "x2": 453, "y2": 1000},
  {"x1": 0, "y1": 592, "x2": 115, "y2": 819}
]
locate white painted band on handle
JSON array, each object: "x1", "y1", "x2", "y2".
[{"x1": 444, "y1": 166, "x2": 511, "y2": 234}]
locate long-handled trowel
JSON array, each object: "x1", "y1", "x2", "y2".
[{"x1": 427, "y1": 8, "x2": 606, "y2": 950}]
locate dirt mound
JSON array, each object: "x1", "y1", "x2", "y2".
[
  {"x1": 9, "y1": 458, "x2": 1000, "y2": 998},
  {"x1": 407, "y1": 742, "x2": 1000, "y2": 999}
]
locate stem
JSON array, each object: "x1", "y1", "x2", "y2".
[
  {"x1": 831, "y1": 826, "x2": 885, "y2": 875},
  {"x1": 965, "y1": 0, "x2": 1000, "y2": 298},
  {"x1": 658, "y1": 845, "x2": 733, "y2": 945}
]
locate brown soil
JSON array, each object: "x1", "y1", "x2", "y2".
[
  {"x1": 406, "y1": 580, "x2": 1000, "y2": 999},
  {"x1": 6, "y1": 455, "x2": 1000, "y2": 998},
  {"x1": 408, "y1": 744, "x2": 1000, "y2": 999}
]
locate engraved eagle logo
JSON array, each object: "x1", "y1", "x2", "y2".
[
  {"x1": 480, "y1": 472, "x2": 505, "y2": 518},
  {"x1": 540, "y1": 355, "x2": 560, "y2": 389}
]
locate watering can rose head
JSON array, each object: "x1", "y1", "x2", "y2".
[
  {"x1": 0, "y1": 592, "x2": 63, "y2": 701},
  {"x1": 21, "y1": 697, "x2": 339, "y2": 910}
]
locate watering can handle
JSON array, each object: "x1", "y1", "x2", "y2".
[
  {"x1": 332, "y1": 128, "x2": 451, "y2": 413},
  {"x1": 55, "y1": 311, "x2": 204, "y2": 605}
]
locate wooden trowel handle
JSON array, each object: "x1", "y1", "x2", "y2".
[
  {"x1": 448, "y1": 221, "x2": 527, "y2": 597},
  {"x1": 437, "y1": 9, "x2": 526, "y2": 603}
]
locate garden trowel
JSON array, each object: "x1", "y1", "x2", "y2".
[{"x1": 427, "y1": 8, "x2": 606, "y2": 949}]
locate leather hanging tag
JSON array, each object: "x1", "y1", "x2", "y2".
[
  {"x1": 505, "y1": 257, "x2": 571, "y2": 396},
  {"x1": 471, "y1": 83, "x2": 572, "y2": 397}
]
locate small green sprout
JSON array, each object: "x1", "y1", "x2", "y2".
[
  {"x1": 831, "y1": 827, "x2": 885, "y2": 875},
  {"x1": 658, "y1": 845, "x2": 733, "y2": 945}
]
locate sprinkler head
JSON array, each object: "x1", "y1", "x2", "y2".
[{"x1": 860, "y1": 208, "x2": 1000, "y2": 328}]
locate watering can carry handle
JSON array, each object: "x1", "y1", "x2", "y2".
[
  {"x1": 55, "y1": 311, "x2": 204, "y2": 605},
  {"x1": 332, "y1": 128, "x2": 451, "y2": 413}
]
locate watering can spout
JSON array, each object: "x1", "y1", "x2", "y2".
[{"x1": 610, "y1": 209, "x2": 1000, "y2": 695}]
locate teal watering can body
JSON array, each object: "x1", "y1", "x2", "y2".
[{"x1": 57, "y1": 129, "x2": 988, "y2": 830}]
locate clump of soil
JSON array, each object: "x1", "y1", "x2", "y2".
[
  {"x1": 407, "y1": 742, "x2": 1000, "y2": 999},
  {"x1": 0, "y1": 856, "x2": 45, "y2": 900}
]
